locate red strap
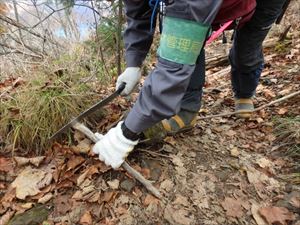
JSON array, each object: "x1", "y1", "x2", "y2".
[{"x1": 206, "y1": 20, "x2": 233, "y2": 46}]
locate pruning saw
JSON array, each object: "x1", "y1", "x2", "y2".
[{"x1": 49, "y1": 82, "x2": 126, "y2": 141}]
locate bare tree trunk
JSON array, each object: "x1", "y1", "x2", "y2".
[
  {"x1": 12, "y1": 0, "x2": 23, "y2": 43},
  {"x1": 55, "y1": 0, "x2": 69, "y2": 38},
  {"x1": 66, "y1": 14, "x2": 80, "y2": 41}
]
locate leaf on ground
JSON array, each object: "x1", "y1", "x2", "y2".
[
  {"x1": 11, "y1": 166, "x2": 52, "y2": 200},
  {"x1": 143, "y1": 194, "x2": 159, "y2": 206},
  {"x1": 85, "y1": 191, "x2": 100, "y2": 203},
  {"x1": 246, "y1": 166, "x2": 280, "y2": 197},
  {"x1": 80, "y1": 211, "x2": 92, "y2": 225},
  {"x1": 21, "y1": 202, "x2": 34, "y2": 210},
  {"x1": 164, "y1": 205, "x2": 194, "y2": 225},
  {"x1": 115, "y1": 206, "x2": 128, "y2": 216},
  {"x1": 257, "y1": 157, "x2": 272, "y2": 169},
  {"x1": 67, "y1": 155, "x2": 85, "y2": 171},
  {"x1": 259, "y1": 206, "x2": 295, "y2": 225},
  {"x1": 172, "y1": 155, "x2": 184, "y2": 168},
  {"x1": 72, "y1": 138, "x2": 92, "y2": 154},
  {"x1": 226, "y1": 130, "x2": 237, "y2": 137},
  {"x1": 289, "y1": 195, "x2": 300, "y2": 209},
  {"x1": 160, "y1": 179, "x2": 174, "y2": 193},
  {"x1": 251, "y1": 203, "x2": 268, "y2": 225},
  {"x1": 29, "y1": 156, "x2": 45, "y2": 167},
  {"x1": 107, "y1": 179, "x2": 119, "y2": 190},
  {"x1": 38, "y1": 193, "x2": 53, "y2": 204},
  {"x1": 0, "y1": 183, "x2": 5, "y2": 189},
  {"x1": 77, "y1": 166, "x2": 99, "y2": 186},
  {"x1": 60, "y1": 206, "x2": 83, "y2": 225},
  {"x1": 115, "y1": 194, "x2": 130, "y2": 207},
  {"x1": 56, "y1": 180, "x2": 73, "y2": 190},
  {"x1": 173, "y1": 195, "x2": 190, "y2": 208},
  {"x1": 221, "y1": 197, "x2": 244, "y2": 218},
  {"x1": 278, "y1": 87, "x2": 293, "y2": 96},
  {"x1": 14, "y1": 156, "x2": 45, "y2": 167},
  {"x1": 256, "y1": 117, "x2": 264, "y2": 123},
  {"x1": 0, "y1": 157, "x2": 13, "y2": 172},
  {"x1": 81, "y1": 179, "x2": 94, "y2": 192},
  {"x1": 191, "y1": 177, "x2": 209, "y2": 209},
  {"x1": 96, "y1": 161, "x2": 111, "y2": 173},
  {"x1": 277, "y1": 108, "x2": 288, "y2": 115},
  {"x1": 53, "y1": 194, "x2": 72, "y2": 215},
  {"x1": 263, "y1": 89, "x2": 276, "y2": 98},
  {"x1": 75, "y1": 179, "x2": 96, "y2": 200},
  {"x1": 0, "y1": 210, "x2": 15, "y2": 225},
  {"x1": 230, "y1": 147, "x2": 240, "y2": 157},
  {"x1": 0, "y1": 187, "x2": 16, "y2": 209},
  {"x1": 101, "y1": 191, "x2": 116, "y2": 203},
  {"x1": 72, "y1": 190, "x2": 83, "y2": 200},
  {"x1": 246, "y1": 166, "x2": 271, "y2": 184}
]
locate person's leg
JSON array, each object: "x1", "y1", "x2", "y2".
[
  {"x1": 142, "y1": 49, "x2": 206, "y2": 139},
  {"x1": 160, "y1": 49, "x2": 206, "y2": 132},
  {"x1": 230, "y1": 0, "x2": 286, "y2": 117},
  {"x1": 180, "y1": 48, "x2": 206, "y2": 113}
]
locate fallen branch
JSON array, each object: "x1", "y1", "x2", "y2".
[
  {"x1": 0, "y1": 42, "x2": 43, "y2": 59},
  {"x1": 205, "y1": 38, "x2": 280, "y2": 69},
  {"x1": 72, "y1": 122, "x2": 162, "y2": 199},
  {"x1": 198, "y1": 90, "x2": 300, "y2": 120},
  {"x1": 207, "y1": 54, "x2": 275, "y2": 81}
]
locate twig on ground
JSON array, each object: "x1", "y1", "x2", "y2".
[
  {"x1": 137, "y1": 148, "x2": 173, "y2": 159},
  {"x1": 72, "y1": 122, "x2": 162, "y2": 199},
  {"x1": 268, "y1": 142, "x2": 294, "y2": 153},
  {"x1": 278, "y1": 25, "x2": 292, "y2": 42},
  {"x1": 0, "y1": 87, "x2": 12, "y2": 99},
  {"x1": 198, "y1": 90, "x2": 300, "y2": 120}
]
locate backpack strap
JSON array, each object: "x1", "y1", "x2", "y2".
[{"x1": 206, "y1": 20, "x2": 233, "y2": 46}]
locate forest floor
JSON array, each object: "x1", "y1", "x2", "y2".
[{"x1": 1, "y1": 24, "x2": 300, "y2": 225}]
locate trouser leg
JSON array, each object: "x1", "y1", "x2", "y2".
[
  {"x1": 230, "y1": 0, "x2": 286, "y2": 98},
  {"x1": 180, "y1": 49, "x2": 206, "y2": 113},
  {"x1": 124, "y1": 1, "x2": 222, "y2": 133}
]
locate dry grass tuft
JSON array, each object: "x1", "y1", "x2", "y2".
[
  {"x1": 274, "y1": 116, "x2": 300, "y2": 158},
  {"x1": 274, "y1": 116, "x2": 300, "y2": 184},
  {"x1": 0, "y1": 53, "x2": 109, "y2": 154}
]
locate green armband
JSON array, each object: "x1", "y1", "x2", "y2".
[{"x1": 157, "y1": 16, "x2": 209, "y2": 65}]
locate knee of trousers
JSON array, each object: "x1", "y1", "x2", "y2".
[
  {"x1": 141, "y1": 58, "x2": 195, "y2": 118},
  {"x1": 229, "y1": 46, "x2": 264, "y2": 73}
]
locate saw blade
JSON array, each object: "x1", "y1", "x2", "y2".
[{"x1": 49, "y1": 82, "x2": 126, "y2": 141}]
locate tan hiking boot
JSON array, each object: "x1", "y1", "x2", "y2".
[{"x1": 235, "y1": 98, "x2": 254, "y2": 118}]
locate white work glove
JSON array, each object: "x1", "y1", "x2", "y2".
[
  {"x1": 116, "y1": 67, "x2": 141, "y2": 96},
  {"x1": 92, "y1": 121, "x2": 138, "y2": 169}
]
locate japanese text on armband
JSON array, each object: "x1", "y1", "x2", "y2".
[{"x1": 158, "y1": 17, "x2": 209, "y2": 65}]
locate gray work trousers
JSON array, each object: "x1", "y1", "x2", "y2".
[{"x1": 125, "y1": 0, "x2": 286, "y2": 133}]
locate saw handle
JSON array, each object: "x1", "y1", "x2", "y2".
[{"x1": 117, "y1": 82, "x2": 126, "y2": 94}]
